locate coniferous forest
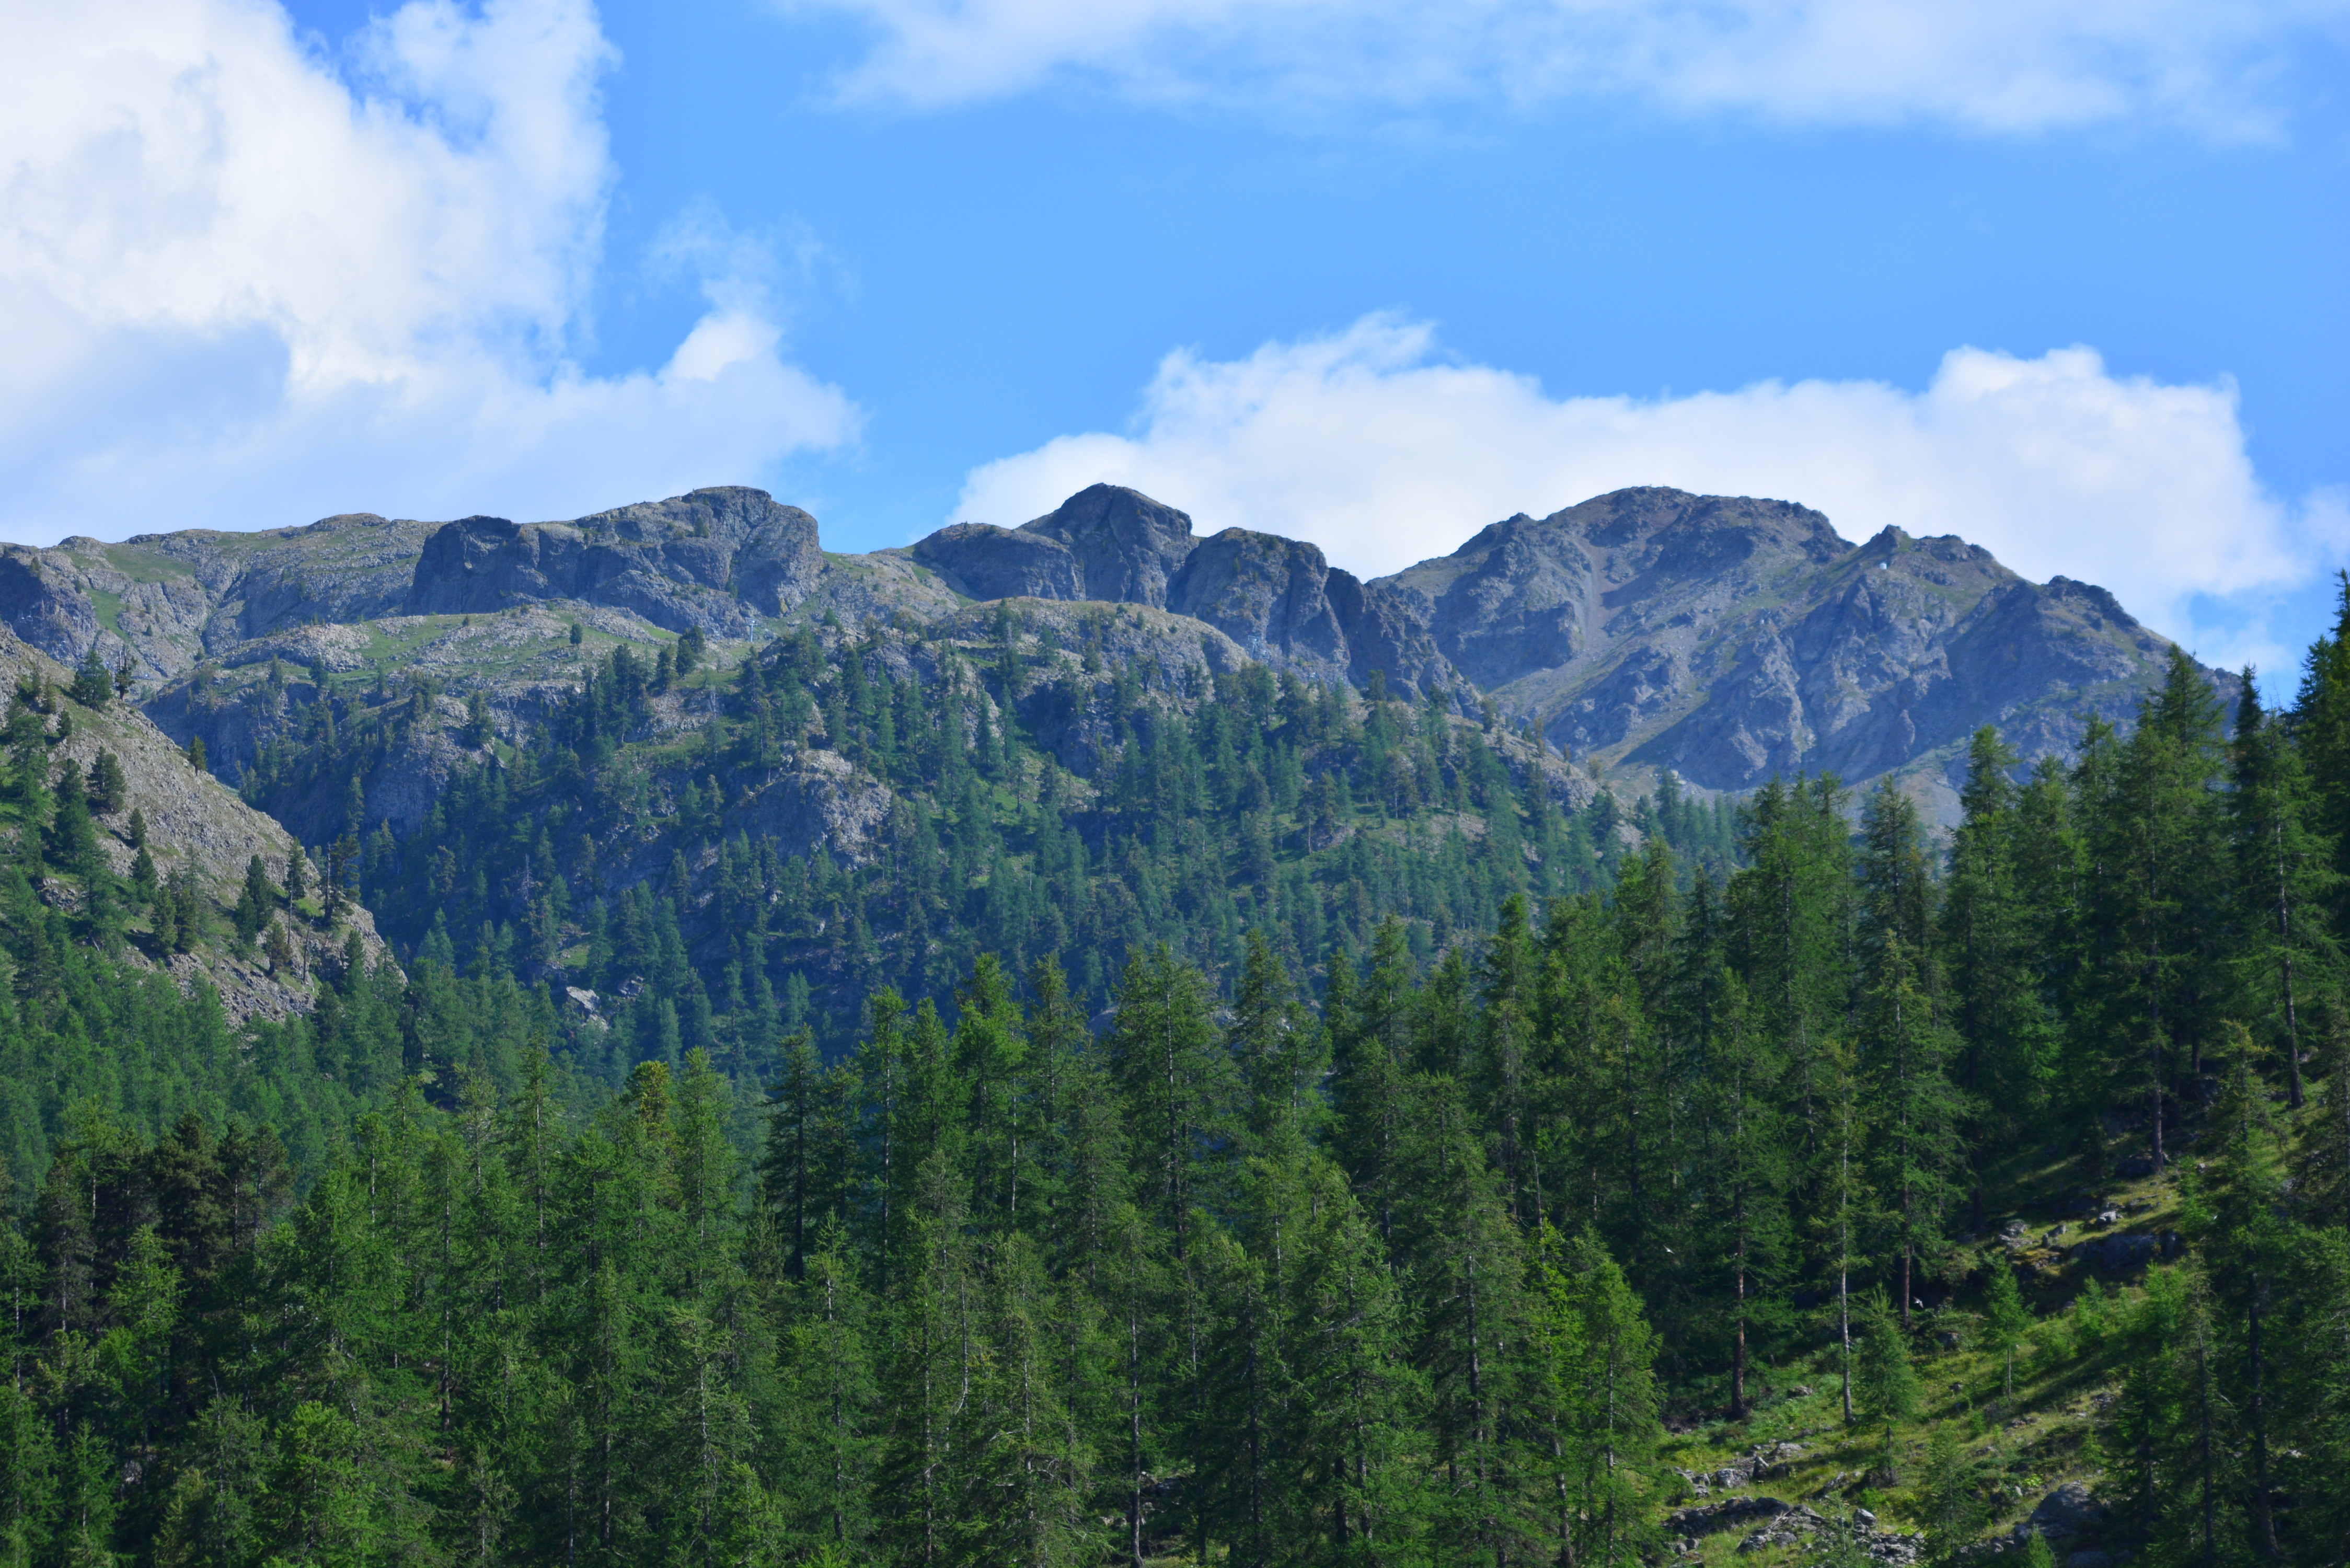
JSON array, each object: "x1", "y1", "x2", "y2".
[{"x1": 6, "y1": 583, "x2": 2350, "y2": 1567}]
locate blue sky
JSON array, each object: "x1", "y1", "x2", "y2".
[{"x1": 3, "y1": 0, "x2": 2345, "y2": 686}]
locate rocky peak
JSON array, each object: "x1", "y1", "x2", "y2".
[
  {"x1": 1018, "y1": 483, "x2": 1200, "y2": 605},
  {"x1": 400, "y1": 488, "x2": 822, "y2": 635},
  {"x1": 912, "y1": 484, "x2": 1203, "y2": 609},
  {"x1": 0, "y1": 476, "x2": 2224, "y2": 831}
]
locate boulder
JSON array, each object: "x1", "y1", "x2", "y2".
[
  {"x1": 1665, "y1": 1495, "x2": 1800, "y2": 1538},
  {"x1": 2013, "y1": 1483, "x2": 2105, "y2": 1545}
]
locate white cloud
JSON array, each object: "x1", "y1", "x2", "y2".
[
  {"x1": 955, "y1": 315, "x2": 2348, "y2": 653},
  {"x1": 0, "y1": 0, "x2": 859, "y2": 541},
  {"x1": 800, "y1": 0, "x2": 2347, "y2": 135}
]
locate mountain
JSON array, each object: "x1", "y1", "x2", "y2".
[
  {"x1": 0, "y1": 637, "x2": 396, "y2": 1027},
  {"x1": 0, "y1": 480, "x2": 2205, "y2": 834},
  {"x1": 2, "y1": 483, "x2": 2339, "y2": 1567},
  {"x1": 1375, "y1": 487, "x2": 2196, "y2": 814}
]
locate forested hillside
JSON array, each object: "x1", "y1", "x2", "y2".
[{"x1": 2, "y1": 569, "x2": 2347, "y2": 1567}]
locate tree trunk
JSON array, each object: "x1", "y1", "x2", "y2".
[{"x1": 2248, "y1": 1278, "x2": 2279, "y2": 1558}]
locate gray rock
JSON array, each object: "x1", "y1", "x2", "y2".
[
  {"x1": 912, "y1": 490, "x2": 1472, "y2": 702},
  {"x1": 402, "y1": 486, "x2": 814, "y2": 637},
  {"x1": 0, "y1": 474, "x2": 2234, "y2": 872},
  {"x1": 912, "y1": 523, "x2": 1085, "y2": 603},
  {"x1": 1165, "y1": 528, "x2": 1353, "y2": 680},
  {"x1": 1665, "y1": 1495, "x2": 1804, "y2": 1538},
  {"x1": 0, "y1": 630, "x2": 395, "y2": 1024},
  {"x1": 2013, "y1": 1482, "x2": 2106, "y2": 1544},
  {"x1": 1019, "y1": 483, "x2": 1201, "y2": 607},
  {"x1": 1365, "y1": 488, "x2": 2225, "y2": 812}
]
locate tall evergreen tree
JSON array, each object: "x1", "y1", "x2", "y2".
[{"x1": 2228, "y1": 675, "x2": 2342, "y2": 1109}]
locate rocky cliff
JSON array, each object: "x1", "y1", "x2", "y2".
[
  {"x1": 1366, "y1": 488, "x2": 2197, "y2": 814},
  {"x1": 0, "y1": 479, "x2": 2211, "y2": 832},
  {"x1": 0, "y1": 632, "x2": 395, "y2": 1023}
]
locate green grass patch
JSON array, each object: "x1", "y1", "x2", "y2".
[
  {"x1": 99, "y1": 546, "x2": 195, "y2": 584},
  {"x1": 89, "y1": 587, "x2": 124, "y2": 637}
]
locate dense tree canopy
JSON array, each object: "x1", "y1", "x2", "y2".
[{"x1": 3, "y1": 579, "x2": 2349, "y2": 1564}]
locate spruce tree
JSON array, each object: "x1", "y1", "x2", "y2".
[
  {"x1": 2227, "y1": 675, "x2": 2342, "y2": 1109},
  {"x1": 1851, "y1": 1287, "x2": 1918, "y2": 1482},
  {"x1": 1943, "y1": 728, "x2": 2058, "y2": 1219},
  {"x1": 67, "y1": 647, "x2": 110, "y2": 710},
  {"x1": 2083, "y1": 648, "x2": 2227, "y2": 1169},
  {"x1": 1860, "y1": 933, "x2": 1965, "y2": 1329},
  {"x1": 2296, "y1": 571, "x2": 2350, "y2": 910},
  {"x1": 1699, "y1": 970, "x2": 1789, "y2": 1419},
  {"x1": 233, "y1": 853, "x2": 278, "y2": 941},
  {"x1": 1536, "y1": 1228, "x2": 1661, "y2": 1568},
  {"x1": 1982, "y1": 1249, "x2": 2032, "y2": 1405}
]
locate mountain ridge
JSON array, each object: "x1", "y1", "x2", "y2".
[{"x1": 0, "y1": 480, "x2": 2211, "y2": 824}]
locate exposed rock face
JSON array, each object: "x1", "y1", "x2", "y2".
[
  {"x1": 1357, "y1": 488, "x2": 2209, "y2": 811},
  {"x1": 1319, "y1": 569, "x2": 1465, "y2": 703},
  {"x1": 0, "y1": 632, "x2": 396, "y2": 1023},
  {"x1": 913, "y1": 524, "x2": 1086, "y2": 603},
  {"x1": 0, "y1": 479, "x2": 2215, "y2": 833},
  {"x1": 2013, "y1": 1483, "x2": 2106, "y2": 1544},
  {"x1": 1166, "y1": 528, "x2": 1351, "y2": 676},
  {"x1": 403, "y1": 487, "x2": 822, "y2": 635},
  {"x1": 1389, "y1": 490, "x2": 1844, "y2": 691},
  {"x1": 0, "y1": 551, "x2": 105, "y2": 663},
  {"x1": 1019, "y1": 483, "x2": 1199, "y2": 606},
  {"x1": 915, "y1": 492, "x2": 1475, "y2": 703},
  {"x1": 915, "y1": 485, "x2": 1199, "y2": 606}
]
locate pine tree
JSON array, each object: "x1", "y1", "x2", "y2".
[
  {"x1": 1230, "y1": 928, "x2": 1321, "y2": 1149},
  {"x1": 1106, "y1": 945, "x2": 1232, "y2": 1260},
  {"x1": 2297, "y1": 571, "x2": 2350, "y2": 912},
  {"x1": 1943, "y1": 728, "x2": 2058, "y2": 1219},
  {"x1": 1852, "y1": 1288, "x2": 1918, "y2": 1482},
  {"x1": 1288, "y1": 1160, "x2": 1426, "y2": 1563},
  {"x1": 2083, "y1": 648, "x2": 2228, "y2": 1169},
  {"x1": 233, "y1": 853, "x2": 279, "y2": 941},
  {"x1": 1535, "y1": 1227, "x2": 1661, "y2": 1568},
  {"x1": 67, "y1": 647, "x2": 110, "y2": 710},
  {"x1": 2188, "y1": 1024, "x2": 2292, "y2": 1558},
  {"x1": 1982, "y1": 1248, "x2": 2032, "y2": 1405},
  {"x1": 1814, "y1": 1034, "x2": 1871, "y2": 1427},
  {"x1": 2228, "y1": 675, "x2": 2342, "y2": 1109},
  {"x1": 1331, "y1": 923, "x2": 1414, "y2": 1249},
  {"x1": 1726, "y1": 774, "x2": 1853, "y2": 1170},
  {"x1": 1860, "y1": 933, "x2": 1965, "y2": 1329},
  {"x1": 84, "y1": 749, "x2": 125, "y2": 814},
  {"x1": 774, "y1": 1231, "x2": 879, "y2": 1557},
  {"x1": 1699, "y1": 970, "x2": 1789, "y2": 1419},
  {"x1": 764, "y1": 1028, "x2": 831, "y2": 1279}
]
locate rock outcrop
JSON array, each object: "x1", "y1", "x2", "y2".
[
  {"x1": 403, "y1": 487, "x2": 823, "y2": 635},
  {"x1": 0, "y1": 479, "x2": 2219, "y2": 831},
  {"x1": 1364, "y1": 489, "x2": 2203, "y2": 805},
  {"x1": 2013, "y1": 1482, "x2": 2106, "y2": 1546},
  {"x1": 0, "y1": 632, "x2": 395, "y2": 1023}
]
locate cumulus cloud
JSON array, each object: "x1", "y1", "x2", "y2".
[
  {"x1": 801, "y1": 0, "x2": 2348, "y2": 135},
  {"x1": 955, "y1": 315, "x2": 2348, "y2": 658},
  {"x1": 0, "y1": 0, "x2": 859, "y2": 543}
]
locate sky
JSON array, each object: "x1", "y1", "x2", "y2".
[{"x1": 1, "y1": 1, "x2": 2345, "y2": 687}]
